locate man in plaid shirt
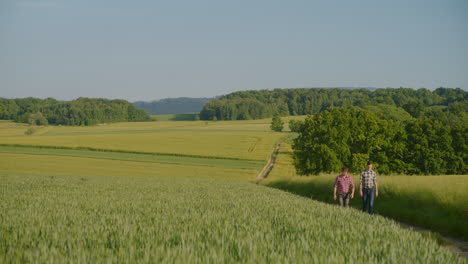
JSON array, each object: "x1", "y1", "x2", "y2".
[
  {"x1": 333, "y1": 167, "x2": 355, "y2": 207},
  {"x1": 359, "y1": 160, "x2": 378, "y2": 214}
]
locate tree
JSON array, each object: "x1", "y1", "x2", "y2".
[
  {"x1": 404, "y1": 120, "x2": 455, "y2": 175},
  {"x1": 28, "y1": 112, "x2": 48, "y2": 126},
  {"x1": 270, "y1": 115, "x2": 284, "y2": 132},
  {"x1": 293, "y1": 108, "x2": 398, "y2": 175},
  {"x1": 288, "y1": 120, "x2": 303, "y2": 132}
]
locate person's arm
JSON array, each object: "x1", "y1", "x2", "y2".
[
  {"x1": 374, "y1": 173, "x2": 378, "y2": 197},
  {"x1": 350, "y1": 177, "x2": 355, "y2": 199},
  {"x1": 359, "y1": 173, "x2": 363, "y2": 197},
  {"x1": 333, "y1": 177, "x2": 338, "y2": 200}
]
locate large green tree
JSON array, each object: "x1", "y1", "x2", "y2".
[
  {"x1": 293, "y1": 108, "x2": 390, "y2": 175},
  {"x1": 292, "y1": 107, "x2": 466, "y2": 175}
]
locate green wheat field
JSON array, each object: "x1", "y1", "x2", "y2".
[{"x1": 1, "y1": 118, "x2": 466, "y2": 263}]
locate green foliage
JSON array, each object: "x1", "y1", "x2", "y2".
[
  {"x1": 403, "y1": 101, "x2": 426, "y2": 118},
  {"x1": 200, "y1": 98, "x2": 274, "y2": 120},
  {"x1": 0, "y1": 97, "x2": 151, "y2": 126},
  {"x1": 362, "y1": 104, "x2": 413, "y2": 123},
  {"x1": 404, "y1": 120, "x2": 460, "y2": 175},
  {"x1": 270, "y1": 115, "x2": 284, "y2": 132},
  {"x1": 28, "y1": 112, "x2": 48, "y2": 126},
  {"x1": 292, "y1": 108, "x2": 466, "y2": 175},
  {"x1": 293, "y1": 108, "x2": 389, "y2": 174},
  {"x1": 199, "y1": 87, "x2": 467, "y2": 121},
  {"x1": 288, "y1": 120, "x2": 303, "y2": 132}
]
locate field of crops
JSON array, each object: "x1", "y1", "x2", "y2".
[
  {"x1": 0, "y1": 120, "x2": 285, "y2": 161},
  {"x1": 0, "y1": 119, "x2": 466, "y2": 262},
  {"x1": 1, "y1": 173, "x2": 463, "y2": 263},
  {"x1": 264, "y1": 142, "x2": 468, "y2": 241}
]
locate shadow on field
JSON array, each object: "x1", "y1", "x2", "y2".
[{"x1": 264, "y1": 179, "x2": 468, "y2": 242}]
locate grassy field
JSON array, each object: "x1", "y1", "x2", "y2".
[
  {"x1": 1, "y1": 172, "x2": 463, "y2": 263},
  {"x1": 0, "y1": 145, "x2": 264, "y2": 169},
  {"x1": 0, "y1": 120, "x2": 285, "y2": 161},
  {"x1": 0, "y1": 153, "x2": 259, "y2": 180},
  {"x1": 152, "y1": 113, "x2": 199, "y2": 121},
  {"x1": 263, "y1": 141, "x2": 468, "y2": 241},
  {"x1": 0, "y1": 118, "x2": 466, "y2": 262}
]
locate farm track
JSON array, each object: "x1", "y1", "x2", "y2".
[{"x1": 256, "y1": 144, "x2": 280, "y2": 181}]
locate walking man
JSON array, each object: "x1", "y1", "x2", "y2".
[
  {"x1": 333, "y1": 167, "x2": 354, "y2": 207},
  {"x1": 359, "y1": 161, "x2": 378, "y2": 214}
]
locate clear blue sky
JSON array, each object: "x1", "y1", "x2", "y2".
[{"x1": 1, "y1": 0, "x2": 466, "y2": 101}]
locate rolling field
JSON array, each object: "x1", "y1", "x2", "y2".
[
  {"x1": 1, "y1": 173, "x2": 463, "y2": 263},
  {"x1": 0, "y1": 120, "x2": 284, "y2": 161},
  {"x1": 0, "y1": 119, "x2": 466, "y2": 262},
  {"x1": 264, "y1": 141, "x2": 468, "y2": 241}
]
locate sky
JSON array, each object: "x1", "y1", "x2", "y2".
[{"x1": 1, "y1": 0, "x2": 467, "y2": 101}]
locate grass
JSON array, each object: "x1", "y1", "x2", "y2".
[
  {"x1": 152, "y1": 113, "x2": 199, "y2": 121},
  {"x1": 263, "y1": 142, "x2": 468, "y2": 241},
  {"x1": 0, "y1": 145, "x2": 265, "y2": 169},
  {"x1": 0, "y1": 120, "x2": 285, "y2": 161},
  {"x1": 0, "y1": 153, "x2": 258, "y2": 180},
  {"x1": 0, "y1": 172, "x2": 463, "y2": 263}
]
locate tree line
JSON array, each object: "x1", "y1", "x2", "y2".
[
  {"x1": 292, "y1": 107, "x2": 467, "y2": 175},
  {"x1": 200, "y1": 87, "x2": 467, "y2": 125},
  {"x1": 0, "y1": 97, "x2": 151, "y2": 126}
]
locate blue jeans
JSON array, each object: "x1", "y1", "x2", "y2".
[{"x1": 362, "y1": 188, "x2": 375, "y2": 214}]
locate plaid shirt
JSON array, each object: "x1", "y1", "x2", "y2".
[
  {"x1": 334, "y1": 174, "x2": 354, "y2": 194},
  {"x1": 360, "y1": 169, "x2": 377, "y2": 188}
]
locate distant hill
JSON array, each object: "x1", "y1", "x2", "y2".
[{"x1": 134, "y1": 97, "x2": 213, "y2": 115}]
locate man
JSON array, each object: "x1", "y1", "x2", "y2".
[
  {"x1": 359, "y1": 161, "x2": 378, "y2": 214},
  {"x1": 333, "y1": 167, "x2": 354, "y2": 207}
]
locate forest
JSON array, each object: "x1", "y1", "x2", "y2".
[
  {"x1": 0, "y1": 97, "x2": 151, "y2": 126},
  {"x1": 200, "y1": 87, "x2": 467, "y2": 125}
]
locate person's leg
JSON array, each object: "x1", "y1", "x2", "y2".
[
  {"x1": 368, "y1": 188, "x2": 375, "y2": 214},
  {"x1": 362, "y1": 188, "x2": 368, "y2": 212},
  {"x1": 339, "y1": 193, "x2": 347, "y2": 206},
  {"x1": 338, "y1": 193, "x2": 344, "y2": 206},
  {"x1": 344, "y1": 193, "x2": 350, "y2": 207}
]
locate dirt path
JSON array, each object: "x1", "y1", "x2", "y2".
[{"x1": 256, "y1": 144, "x2": 280, "y2": 181}]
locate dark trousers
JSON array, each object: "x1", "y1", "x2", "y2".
[
  {"x1": 362, "y1": 188, "x2": 375, "y2": 214},
  {"x1": 338, "y1": 192, "x2": 350, "y2": 207}
]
